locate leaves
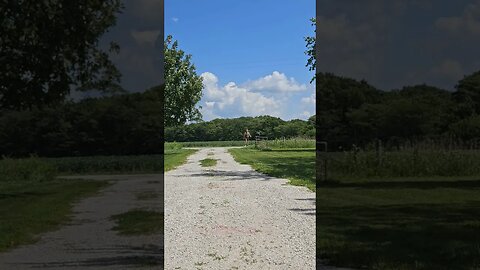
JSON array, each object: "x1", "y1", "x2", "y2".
[
  {"x1": 0, "y1": 0, "x2": 124, "y2": 110},
  {"x1": 164, "y1": 35, "x2": 203, "y2": 127}
]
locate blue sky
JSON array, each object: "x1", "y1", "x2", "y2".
[{"x1": 165, "y1": 0, "x2": 315, "y2": 121}]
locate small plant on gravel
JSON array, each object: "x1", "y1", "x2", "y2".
[{"x1": 200, "y1": 158, "x2": 217, "y2": 167}]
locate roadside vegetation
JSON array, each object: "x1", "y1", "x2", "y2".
[
  {"x1": 44, "y1": 155, "x2": 164, "y2": 175},
  {"x1": 164, "y1": 143, "x2": 197, "y2": 172},
  {"x1": 229, "y1": 139, "x2": 315, "y2": 191},
  {"x1": 0, "y1": 158, "x2": 110, "y2": 252}
]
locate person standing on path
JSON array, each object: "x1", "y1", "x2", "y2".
[{"x1": 243, "y1": 128, "x2": 252, "y2": 146}]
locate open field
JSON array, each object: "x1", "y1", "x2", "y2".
[
  {"x1": 44, "y1": 155, "x2": 164, "y2": 175},
  {"x1": 229, "y1": 147, "x2": 315, "y2": 191},
  {"x1": 0, "y1": 158, "x2": 109, "y2": 252},
  {"x1": 318, "y1": 149, "x2": 480, "y2": 270},
  {"x1": 166, "y1": 141, "x2": 245, "y2": 148},
  {"x1": 165, "y1": 138, "x2": 315, "y2": 149},
  {"x1": 320, "y1": 149, "x2": 480, "y2": 180}
]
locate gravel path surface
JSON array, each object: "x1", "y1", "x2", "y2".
[
  {"x1": 0, "y1": 174, "x2": 164, "y2": 269},
  {"x1": 165, "y1": 147, "x2": 315, "y2": 269}
]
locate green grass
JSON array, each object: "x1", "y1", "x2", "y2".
[
  {"x1": 322, "y1": 149, "x2": 480, "y2": 180},
  {"x1": 257, "y1": 138, "x2": 315, "y2": 150},
  {"x1": 318, "y1": 150, "x2": 480, "y2": 269},
  {"x1": 44, "y1": 155, "x2": 165, "y2": 175},
  {"x1": 110, "y1": 209, "x2": 163, "y2": 235},
  {"x1": 200, "y1": 158, "x2": 217, "y2": 167},
  {"x1": 229, "y1": 148, "x2": 315, "y2": 191},
  {"x1": 164, "y1": 149, "x2": 197, "y2": 172},
  {"x1": 166, "y1": 141, "x2": 246, "y2": 148},
  {"x1": 0, "y1": 158, "x2": 109, "y2": 252}
]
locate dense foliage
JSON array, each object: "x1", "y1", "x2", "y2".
[
  {"x1": 164, "y1": 35, "x2": 203, "y2": 127},
  {"x1": 0, "y1": 85, "x2": 164, "y2": 157},
  {"x1": 317, "y1": 71, "x2": 480, "y2": 150},
  {"x1": 0, "y1": 0, "x2": 124, "y2": 110},
  {"x1": 305, "y1": 18, "x2": 316, "y2": 83},
  {"x1": 165, "y1": 115, "x2": 316, "y2": 142}
]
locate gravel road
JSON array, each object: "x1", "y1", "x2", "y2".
[
  {"x1": 0, "y1": 174, "x2": 164, "y2": 269},
  {"x1": 164, "y1": 147, "x2": 315, "y2": 270}
]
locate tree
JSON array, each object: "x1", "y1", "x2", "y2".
[
  {"x1": 453, "y1": 71, "x2": 480, "y2": 116},
  {"x1": 0, "y1": 1, "x2": 124, "y2": 110},
  {"x1": 305, "y1": 18, "x2": 316, "y2": 83},
  {"x1": 164, "y1": 35, "x2": 203, "y2": 127}
]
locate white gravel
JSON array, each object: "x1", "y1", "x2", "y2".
[{"x1": 165, "y1": 147, "x2": 315, "y2": 270}]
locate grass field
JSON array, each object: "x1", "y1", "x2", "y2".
[
  {"x1": 44, "y1": 155, "x2": 164, "y2": 175},
  {"x1": 164, "y1": 149, "x2": 197, "y2": 172},
  {"x1": 166, "y1": 141, "x2": 245, "y2": 148},
  {"x1": 318, "y1": 149, "x2": 480, "y2": 270},
  {"x1": 0, "y1": 158, "x2": 110, "y2": 252},
  {"x1": 229, "y1": 147, "x2": 315, "y2": 191}
]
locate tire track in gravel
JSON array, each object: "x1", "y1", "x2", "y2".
[{"x1": 165, "y1": 147, "x2": 315, "y2": 270}]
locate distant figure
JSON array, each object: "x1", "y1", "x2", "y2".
[{"x1": 243, "y1": 128, "x2": 252, "y2": 146}]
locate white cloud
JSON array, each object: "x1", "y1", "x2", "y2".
[
  {"x1": 302, "y1": 111, "x2": 313, "y2": 118},
  {"x1": 201, "y1": 72, "x2": 282, "y2": 119},
  {"x1": 436, "y1": 1, "x2": 480, "y2": 35},
  {"x1": 130, "y1": 30, "x2": 160, "y2": 46},
  {"x1": 301, "y1": 93, "x2": 316, "y2": 105},
  {"x1": 244, "y1": 71, "x2": 308, "y2": 92},
  {"x1": 205, "y1": 101, "x2": 215, "y2": 109},
  {"x1": 131, "y1": 0, "x2": 162, "y2": 22},
  {"x1": 172, "y1": 17, "x2": 179, "y2": 23},
  {"x1": 429, "y1": 60, "x2": 464, "y2": 80}
]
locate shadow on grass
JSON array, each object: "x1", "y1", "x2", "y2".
[
  {"x1": 318, "y1": 179, "x2": 480, "y2": 190},
  {"x1": 17, "y1": 244, "x2": 163, "y2": 268},
  {"x1": 317, "y1": 201, "x2": 480, "y2": 270}
]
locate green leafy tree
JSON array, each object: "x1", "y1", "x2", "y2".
[
  {"x1": 453, "y1": 71, "x2": 480, "y2": 116},
  {"x1": 164, "y1": 35, "x2": 203, "y2": 127},
  {"x1": 0, "y1": 1, "x2": 124, "y2": 110},
  {"x1": 305, "y1": 18, "x2": 316, "y2": 83}
]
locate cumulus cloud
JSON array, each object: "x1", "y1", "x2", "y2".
[
  {"x1": 130, "y1": 0, "x2": 162, "y2": 22},
  {"x1": 301, "y1": 93, "x2": 316, "y2": 105},
  {"x1": 130, "y1": 30, "x2": 160, "y2": 47},
  {"x1": 200, "y1": 72, "x2": 284, "y2": 119},
  {"x1": 243, "y1": 71, "x2": 308, "y2": 92},
  {"x1": 429, "y1": 60, "x2": 464, "y2": 81},
  {"x1": 436, "y1": 1, "x2": 480, "y2": 35}
]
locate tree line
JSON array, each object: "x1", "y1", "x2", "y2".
[
  {"x1": 317, "y1": 71, "x2": 480, "y2": 150},
  {"x1": 165, "y1": 115, "x2": 315, "y2": 142},
  {"x1": 0, "y1": 86, "x2": 164, "y2": 157}
]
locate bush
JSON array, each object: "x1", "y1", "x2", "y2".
[{"x1": 0, "y1": 157, "x2": 57, "y2": 183}]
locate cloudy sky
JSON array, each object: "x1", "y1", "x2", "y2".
[
  {"x1": 166, "y1": 0, "x2": 315, "y2": 121},
  {"x1": 317, "y1": 0, "x2": 480, "y2": 91},
  {"x1": 99, "y1": 0, "x2": 163, "y2": 93}
]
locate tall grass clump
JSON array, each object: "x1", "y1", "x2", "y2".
[
  {"x1": 44, "y1": 155, "x2": 164, "y2": 175},
  {"x1": 326, "y1": 147, "x2": 480, "y2": 180},
  {"x1": 265, "y1": 138, "x2": 315, "y2": 149},
  {"x1": 0, "y1": 157, "x2": 57, "y2": 183},
  {"x1": 165, "y1": 142, "x2": 183, "y2": 150}
]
